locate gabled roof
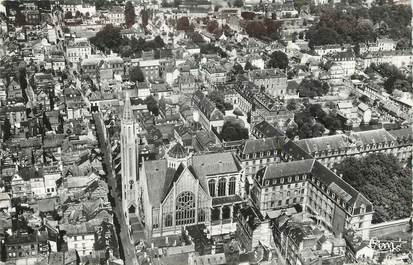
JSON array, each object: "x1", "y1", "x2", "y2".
[
  {"x1": 253, "y1": 120, "x2": 284, "y2": 138},
  {"x1": 144, "y1": 160, "x2": 175, "y2": 206},
  {"x1": 190, "y1": 152, "x2": 241, "y2": 176}
]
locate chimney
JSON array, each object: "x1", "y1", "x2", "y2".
[
  {"x1": 165, "y1": 236, "x2": 169, "y2": 245},
  {"x1": 211, "y1": 245, "x2": 216, "y2": 255},
  {"x1": 339, "y1": 173, "x2": 343, "y2": 179},
  {"x1": 151, "y1": 242, "x2": 154, "y2": 249}
]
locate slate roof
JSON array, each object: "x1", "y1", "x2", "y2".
[
  {"x1": 296, "y1": 135, "x2": 350, "y2": 153},
  {"x1": 192, "y1": 90, "x2": 224, "y2": 120},
  {"x1": 240, "y1": 136, "x2": 288, "y2": 155},
  {"x1": 310, "y1": 161, "x2": 372, "y2": 212},
  {"x1": 253, "y1": 120, "x2": 284, "y2": 138},
  {"x1": 144, "y1": 152, "x2": 241, "y2": 206},
  {"x1": 351, "y1": 129, "x2": 395, "y2": 145},
  {"x1": 167, "y1": 142, "x2": 188, "y2": 159},
  {"x1": 144, "y1": 160, "x2": 175, "y2": 206},
  {"x1": 190, "y1": 152, "x2": 241, "y2": 176},
  {"x1": 257, "y1": 159, "x2": 315, "y2": 180},
  {"x1": 389, "y1": 127, "x2": 412, "y2": 140}
]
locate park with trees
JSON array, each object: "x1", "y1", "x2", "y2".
[
  {"x1": 306, "y1": 4, "x2": 411, "y2": 49},
  {"x1": 220, "y1": 119, "x2": 249, "y2": 142},
  {"x1": 286, "y1": 103, "x2": 344, "y2": 139},
  {"x1": 298, "y1": 78, "x2": 330, "y2": 98},
  {"x1": 365, "y1": 63, "x2": 412, "y2": 94},
  {"x1": 335, "y1": 153, "x2": 411, "y2": 223},
  {"x1": 89, "y1": 25, "x2": 165, "y2": 57}
]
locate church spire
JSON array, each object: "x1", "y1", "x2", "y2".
[{"x1": 123, "y1": 92, "x2": 133, "y2": 121}]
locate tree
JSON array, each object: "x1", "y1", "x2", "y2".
[
  {"x1": 294, "y1": 0, "x2": 309, "y2": 11},
  {"x1": 335, "y1": 154, "x2": 411, "y2": 223},
  {"x1": 232, "y1": 63, "x2": 244, "y2": 75},
  {"x1": 177, "y1": 17, "x2": 190, "y2": 31},
  {"x1": 221, "y1": 120, "x2": 249, "y2": 141},
  {"x1": 244, "y1": 61, "x2": 256, "y2": 71},
  {"x1": 207, "y1": 20, "x2": 219, "y2": 33},
  {"x1": 233, "y1": 0, "x2": 244, "y2": 7},
  {"x1": 307, "y1": 27, "x2": 340, "y2": 49},
  {"x1": 286, "y1": 99, "x2": 297, "y2": 111},
  {"x1": 64, "y1": 11, "x2": 73, "y2": 19},
  {"x1": 124, "y1": 1, "x2": 136, "y2": 28},
  {"x1": 241, "y1": 12, "x2": 255, "y2": 20},
  {"x1": 89, "y1": 24, "x2": 123, "y2": 53},
  {"x1": 208, "y1": 90, "x2": 226, "y2": 114},
  {"x1": 15, "y1": 10, "x2": 26, "y2": 26},
  {"x1": 43, "y1": 112, "x2": 52, "y2": 131},
  {"x1": 129, "y1": 66, "x2": 145, "y2": 82},
  {"x1": 298, "y1": 79, "x2": 329, "y2": 98},
  {"x1": 268, "y1": 51, "x2": 288, "y2": 70},
  {"x1": 95, "y1": 0, "x2": 111, "y2": 9},
  {"x1": 153, "y1": 36, "x2": 165, "y2": 49},
  {"x1": 145, "y1": 96, "x2": 159, "y2": 116},
  {"x1": 173, "y1": 0, "x2": 182, "y2": 7},
  {"x1": 2, "y1": 118, "x2": 11, "y2": 141},
  {"x1": 141, "y1": 9, "x2": 149, "y2": 28}
]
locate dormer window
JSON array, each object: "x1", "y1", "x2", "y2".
[
  {"x1": 265, "y1": 180, "x2": 269, "y2": 186},
  {"x1": 288, "y1": 177, "x2": 292, "y2": 182},
  {"x1": 295, "y1": 176, "x2": 299, "y2": 181},
  {"x1": 280, "y1": 178, "x2": 284, "y2": 184}
]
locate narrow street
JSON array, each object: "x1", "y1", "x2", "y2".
[{"x1": 94, "y1": 113, "x2": 139, "y2": 265}]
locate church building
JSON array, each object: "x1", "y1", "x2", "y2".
[{"x1": 138, "y1": 143, "x2": 246, "y2": 238}]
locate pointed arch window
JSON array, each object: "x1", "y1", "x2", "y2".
[
  {"x1": 208, "y1": 179, "x2": 216, "y2": 197},
  {"x1": 218, "y1": 178, "x2": 227, "y2": 197},
  {"x1": 198, "y1": 209, "x2": 205, "y2": 222},
  {"x1": 222, "y1": 206, "x2": 231, "y2": 219},
  {"x1": 165, "y1": 214, "x2": 172, "y2": 227},
  {"x1": 175, "y1": 191, "x2": 196, "y2": 226},
  {"x1": 228, "y1": 177, "x2": 236, "y2": 195}
]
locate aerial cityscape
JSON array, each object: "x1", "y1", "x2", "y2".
[{"x1": 0, "y1": 0, "x2": 411, "y2": 264}]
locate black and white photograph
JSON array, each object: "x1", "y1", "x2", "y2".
[{"x1": 0, "y1": 0, "x2": 411, "y2": 264}]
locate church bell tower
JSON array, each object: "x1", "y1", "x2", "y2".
[{"x1": 120, "y1": 93, "x2": 139, "y2": 224}]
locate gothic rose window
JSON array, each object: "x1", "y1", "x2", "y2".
[{"x1": 176, "y1": 191, "x2": 196, "y2": 225}]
